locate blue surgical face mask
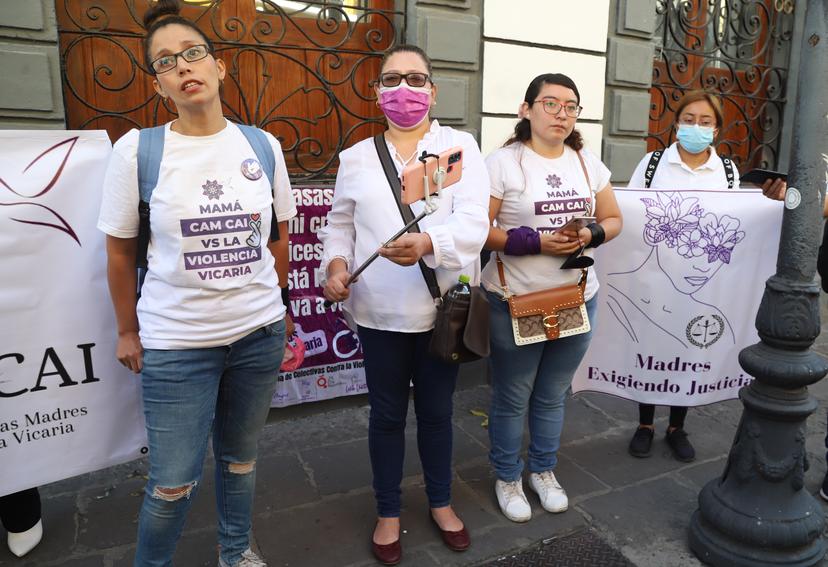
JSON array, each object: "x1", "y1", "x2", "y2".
[{"x1": 676, "y1": 124, "x2": 715, "y2": 154}]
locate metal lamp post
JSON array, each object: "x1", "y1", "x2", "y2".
[{"x1": 688, "y1": 1, "x2": 828, "y2": 565}]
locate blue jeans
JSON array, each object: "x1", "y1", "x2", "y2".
[
  {"x1": 134, "y1": 321, "x2": 285, "y2": 567},
  {"x1": 357, "y1": 326, "x2": 459, "y2": 518},
  {"x1": 487, "y1": 291, "x2": 597, "y2": 482}
]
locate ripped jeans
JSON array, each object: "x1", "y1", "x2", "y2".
[{"x1": 135, "y1": 321, "x2": 285, "y2": 567}]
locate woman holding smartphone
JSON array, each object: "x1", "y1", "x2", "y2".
[
  {"x1": 481, "y1": 73, "x2": 622, "y2": 523},
  {"x1": 625, "y1": 90, "x2": 785, "y2": 462},
  {"x1": 319, "y1": 45, "x2": 489, "y2": 564},
  {"x1": 98, "y1": 1, "x2": 295, "y2": 565}
]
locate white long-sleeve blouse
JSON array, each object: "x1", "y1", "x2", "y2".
[{"x1": 318, "y1": 120, "x2": 490, "y2": 332}]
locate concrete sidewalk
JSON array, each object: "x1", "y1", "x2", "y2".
[{"x1": 4, "y1": 343, "x2": 828, "y2": 566}]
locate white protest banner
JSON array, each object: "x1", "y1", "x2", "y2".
[
  {"x1": 572, "y1": 188, "x2": 782, "y2": 406},
  {"x1": 0, "y1": 131, "x2": 146, "y2": 496},
  {"x1": 273, "y1": 186, "x2": 366, "y2": 407}
]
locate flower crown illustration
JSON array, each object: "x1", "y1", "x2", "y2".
[{"x1": 641, "y1": 193, "x2": 745, "y2": 264}]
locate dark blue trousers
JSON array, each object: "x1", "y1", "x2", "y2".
[{"x1": 357, "y1": 326, "x2": 459, "y2": 517}]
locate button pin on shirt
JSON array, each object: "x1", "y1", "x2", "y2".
[{"x1": 241, "y1": 158, "x2": 263, "y2": 180}]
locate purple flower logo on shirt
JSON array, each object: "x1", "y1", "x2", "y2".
[
  {"x1": 202, "y1": 179, "x2": 224, "y2": 200},
  {"x1": 641, "y1": 193, "x2": 744, "y2": 264},
  {"x1": 546, "y1": 174, "x2": 562, "y2": 189}
]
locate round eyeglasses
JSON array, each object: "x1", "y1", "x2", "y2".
[
  {"x1": 151, "y1": 44, "x2": 212, "y2": 75},
  {"x1": 378, "y1": 72, "x2": 431, "y2": 88},
  {"x1": 533, "y1": 99, "x2": 583, "y2": 118}
]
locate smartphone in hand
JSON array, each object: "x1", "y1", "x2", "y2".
[
  {"x1": 553, "y1": 216, "x2": 596, "y2": 234},
  {"x1": 400, "y1": 147, "x2": 463, "y2": 205},
  {"x1": 739, "y1": 168, "x2": 787, "y2": 186}
]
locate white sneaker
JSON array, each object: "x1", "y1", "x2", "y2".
[
  {"x1": 529, "y1": 470, "x2": 568, "y2": 513},
  {"x1": 495, "y1": 479, "x2": 532, "y2": 523},
  {"x1": 218, "y1": 547, "x2": 267, "y2": 567},
  {"x1": 7, "y1": 519, "x2": 43, "y2": 557}
]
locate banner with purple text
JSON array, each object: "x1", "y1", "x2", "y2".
[
  {"x1": 0, "y1": 131, "x2": 147, "y2": 496},
  {"x1": 273, "y1": 186, "x2": 365, "y2": 407},
  {"x1": 572, "y1": 188, "x2": 782, "y2": 406}
]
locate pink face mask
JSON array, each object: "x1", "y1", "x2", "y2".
[{"x1": 378, "y1": 84, "x2": 431, "y2": 129}]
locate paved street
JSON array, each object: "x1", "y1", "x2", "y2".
[{"x1": 4, "y1": 304, "x2": 828, "y2": 567}]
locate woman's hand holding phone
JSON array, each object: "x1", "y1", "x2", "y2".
[
  {"x1": 540, "y1": 230, "x2": 583, "y2": 256},
  {"x1": 761, "y1": 177, "x2": 786, "y2": 201}
]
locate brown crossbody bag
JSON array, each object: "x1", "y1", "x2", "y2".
[{"x1": 496, "y1": 150, "x2": 594, "y2": 346}]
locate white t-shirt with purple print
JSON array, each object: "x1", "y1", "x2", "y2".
[
  {"x1": 98, "y1": 120, "x2": 297, "y2": 349},
  {"x1": 481, "y1": 143, "x2": 611, "y2": 300}
]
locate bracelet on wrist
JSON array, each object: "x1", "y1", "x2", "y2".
[
  {"x1": 586, "y1": 223, "x2": 606, "y2": 248},
  {"x1": 281, "y1": 286, "x2": 290, "y2": 310}
]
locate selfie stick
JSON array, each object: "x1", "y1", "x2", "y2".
[{"x1": 323, "y1": 153, "x2": 445, "y2": 309}]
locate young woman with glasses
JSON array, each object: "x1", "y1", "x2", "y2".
[
  {"x1": 97, "y1": 1, "x2": 296, "y2": 565},
  {"x1": 625, "y1": 90, "x2": 785, "y2": 463},
  {"x1": 319, "y1": 44, "x2": 489, "y2": 565},
  {"x1": 481, "y1": 73, "x2": 622, "y2": 523}
]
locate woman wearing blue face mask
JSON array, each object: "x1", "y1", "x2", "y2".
[{"x1": 626, "y1": 90, "x2": 785, "y2": 463}]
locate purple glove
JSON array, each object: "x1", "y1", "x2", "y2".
[{"x1": 504, "y1": 226, "x2": 541, "y2": 256}]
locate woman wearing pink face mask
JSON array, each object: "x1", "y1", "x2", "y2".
[{"x1": 319, "y1": 44, "x2": 490, "y2": 565}]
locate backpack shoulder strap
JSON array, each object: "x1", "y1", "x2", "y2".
[
  {"x1": 237, "y1": 124, "x2": 280, "y2": 242},
  {"x1": 237, "y1": 124, "x2": 276, "y2": 189},
  {"x1": 719, "y1": 154, "x2": 735, "y2": 189},
  {"x1": 136, "y1": 125, "x2": 165, "y2": 274},
  {"x1": 644, "y1": 150, "x2": 663, "y2": 189},
  {"x1": 137, "y1": 126, "x2": 165, "y2": 203}
]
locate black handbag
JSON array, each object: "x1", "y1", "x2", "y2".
[{"x1": 372, "y1": 134, "x2": 489, "y2": 363}]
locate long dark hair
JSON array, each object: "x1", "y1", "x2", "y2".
[
  {"x1": 143, "y1": 0, "x2": 215, "y2": 73},
  {"x1": 504, "y1": 73, "x2": 584, "y2": 151}
]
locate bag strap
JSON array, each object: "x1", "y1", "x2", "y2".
[
  {"x1": 135, "y1": 125, "x2": 165, "y2": 295},
  {"x1": 496, "y1": 253, "x2": 586, "y2": 296},
  {"x1": 719, "y1": 154, "x2": 735, "y2": 189},
  {"x1": 644, "y1": 147, "x2": 734, "y2": 189},
  {"x1": 237, "y1": 124, "x2": 280, "y2": 242},
  {"x1": 574, "y1": 148, "x2": 596, "y2": 217},
  {"x1": 644, "y1": 149, "x2": 663, "y2": 189},
  {"x1": 136, "y1": 126, "x2": 165, "y2": 271},
  {"x1": 372, "y1": 133, "x2": 442, "y2": 302}
]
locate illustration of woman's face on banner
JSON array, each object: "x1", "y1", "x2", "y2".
[{"x1": 642, "y1": 193, "x2": 745, "y2": 296}]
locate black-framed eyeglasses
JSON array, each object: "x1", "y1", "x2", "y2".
[
  {"x1": 534, "y1": 99, "x2": 583, "y2": 118},
  {"x1": 378, "y1": 72, "x2": 431, "y2": 88},
  {"x1": 151, "y1": 44, "x2": 212, "y2": 74}
]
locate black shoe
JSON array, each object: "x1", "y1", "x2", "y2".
[
  {"x1": 820, "y1": 473, "x2": 828, "y2": 502},
  {"x1": 628, "y1": 427, "x2": 654, "y2": 458},
  {"x1": 666, "y1": 428, "x2": 695, "y2": 462}
]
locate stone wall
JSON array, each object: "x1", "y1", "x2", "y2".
[
  {"x1": 479, "y1": 0, "x2": 610, "y2": 158},
  {"x1": 405, "y1": 0, "x2": 483, "y2": 138},
  {"x1": 601, "y1": 0, "x2": 657, "y2": 183},
  {"x1": 0, "y1": 0, "x2": 65, "y2": 129}
]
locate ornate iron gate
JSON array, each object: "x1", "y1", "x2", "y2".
[
  {"x1": 56, "y1": 0, "x2": 404, "y2": 181},
  {"x1": 649, "y1": 0, "x2": 796, "y2": 169}
]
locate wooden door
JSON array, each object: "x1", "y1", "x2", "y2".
[
  {"x1": 648, "y1": 0, "x2": 795, "y2": 170},
  {"x1": 56, "y1": 0, "x2": 404, "y2": 181}
]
